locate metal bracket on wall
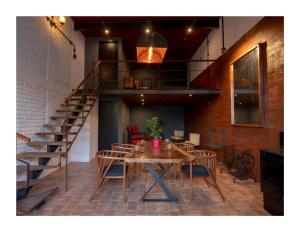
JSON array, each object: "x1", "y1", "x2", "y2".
[{"x1": 221, "y1": 17, "x2": 226, "y2": 54}]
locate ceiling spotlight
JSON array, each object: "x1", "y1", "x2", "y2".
[
  {"x1": 140, "y1": 93, "x2": 144, "y2": 97},
  {"x1": 187, "y1": 27, "x2": 192, "y2": 33},
  {"x1": 145, "y1": 28, "x2": 150, "y2": 34},
  {"x1": 189, "y1": 94, "x2": 192, "y2": 97},
  {"x1": 141, "y1": 99, "x2": 144, "y2": 102},
  {"x1": 105, "y1": 29, "x2": 109, "y2": 34},
  {"x1": 142, "y1": 102, "x2": 145, "y2": 106}
]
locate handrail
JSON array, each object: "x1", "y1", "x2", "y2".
[
  {"x1": 16, "y1": 133, "x2": 31, "y2": 188},
  {"x1": 65, "y1": 60, "x2": 101, "y2": 104},
  {"x1": 16, "y1": 132, "x2": 31, "y2": 143}
]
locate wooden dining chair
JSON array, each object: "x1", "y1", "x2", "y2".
[
  {"x1": 112, "y1": 143, "x2": 136, "y2": 152},
  {"x1": 89, "y1": 150, "x2": 129, "y2": 201},
  {"x1": 111, "y1": 143, "x2": 139, "y2": 173},
  {"x1": 173, "y1": 143, "x2": 195, "y2": 178},
  {"x1": 174, "y1": 142, "x2": 195, "y2": 152},
  {"x1": 180, "y1": 150, "x2": 225, "y2": 201}
]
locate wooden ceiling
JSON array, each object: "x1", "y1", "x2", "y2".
[{"x1": 71, "y1": 16, "x2": 220, "y2": 60}]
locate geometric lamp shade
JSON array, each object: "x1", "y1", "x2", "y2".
[{"x1": 136, "y1": 32, "x2": 168, "y2": 64}]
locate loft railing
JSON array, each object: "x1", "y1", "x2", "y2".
[{"x1": 93, "y1": 59, "x2": 217, "y2": 90}]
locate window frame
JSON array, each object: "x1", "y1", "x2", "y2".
[{"x1": 230, "y1": 43, "x2": 267, "y2": 127}]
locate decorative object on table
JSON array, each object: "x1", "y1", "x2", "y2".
[
  {"x1": 146, "y1": 116, "x2": 165, "y2": 149},
  {"x1": 127, "y1": 124, "x2": 148, "y2": 144},
  {"x1": 165, "y1": 139, "x2": 172, "y2": 150}
]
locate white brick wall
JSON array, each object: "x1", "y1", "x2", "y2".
[
  {"x1": 16, "y1": 80, "x2": 47, "y2": 153},
  {"x1": 16, "y1": 17, "x2": 85, "y2": 178}
]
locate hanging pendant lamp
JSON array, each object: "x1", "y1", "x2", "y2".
[{"x1": 136, "y1": 31, "x2": 168, "y2": 64}]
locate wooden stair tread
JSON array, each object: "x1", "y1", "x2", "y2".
[
  {"x1": 43, "y1": 123, "x2": 83, "y2": 127},
  {"x1": 56, "y1": 109, "x2": 89, "y2": 113},
  {"x1": 17, "y1": 152, "x2": 65, "y2": 158},
  {"x1": 50, "y1": 115, "x2": 83, "y2": 119},
  {"x1": 74, "y1": 93, "x2": 98, "y2": 96},
  {"x1": 17, "y1": 187, "x2": 59, "y2": 213},
  {"x1": 17, "y1": 179, "x2": 43, "y2": 190},
  {"x1": 69, "y1": 98, "x2": 95, "y2": 101},
  {"x1": 17, "y1": 164, "x2": 59, "y2": 171},
  {"x1": 28, "y1": 141, "x2": 71, "y2": 146},
  {"x1": 36, "y1": 131, "x2": 77, "y2": 136},
  {"x1": 71, "y1": 95, "x2": 96, "y2": 99},
  {"x1": 61, "y1": 103, "x2": 93, "y2": 107}
]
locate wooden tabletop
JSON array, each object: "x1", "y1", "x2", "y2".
[{"x1": 124, "y1": 141, "x2": 194, "y2": 164}]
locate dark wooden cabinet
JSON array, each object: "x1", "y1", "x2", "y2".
[{"x1": 260, "y1": 148, "x2": 284, "y2": 215}]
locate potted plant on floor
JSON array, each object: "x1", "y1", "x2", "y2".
[{"x1": 146, "y1": 116, "x2": 165, "y2": 149}]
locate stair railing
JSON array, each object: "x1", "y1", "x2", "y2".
[
  {"x1": 65, "y1": 60, "x2": 102, "y2": 104},
  {"x1": 16, "y1": 132, "x2": 31, "y2": 188},
  {"x1": 62, "y1": 60, "x2": 102, "y2": 191}
]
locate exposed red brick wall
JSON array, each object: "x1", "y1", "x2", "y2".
[{"x1": 186, "y1": 17, "x2": 284, "y2": 181}]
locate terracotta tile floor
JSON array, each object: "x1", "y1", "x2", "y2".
[{"x1": 27, "y1": 160, "x2": 270, "y2": 216}]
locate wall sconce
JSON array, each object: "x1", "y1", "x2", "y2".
[
  {"x1": 45, "y1": 16, "x2": 77, "y2": 59},
  {"x1": 58, "y1": 16, "x2": 66, "y2": 26}
]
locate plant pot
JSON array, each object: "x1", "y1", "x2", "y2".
[{"x1": 152, "y1": 139, "x2": 160, "y2": 149}]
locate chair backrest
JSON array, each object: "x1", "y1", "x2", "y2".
[
  {"x1": 174, "y1": 130, "x2": 184, "y2": 137},
  {"x1": 112, "y1": 143, "x2": 136, "y2": 152},
  {"x1": 174, "y1": 142, "x2": 195, "y2": 152},
  {"x1": 130, "y1": 124, "x2": 139, "y2": 134},
  {"x1": 96, "y1": 150, "x2": 128, "y2": 178},
  {"x1": 191, "y1": 150, "x2": 217, "y2": 178},
  {"x1": 189, "y1": 133, "x2": 200, "y2": 146}
]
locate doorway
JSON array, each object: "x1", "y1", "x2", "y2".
[{"x1": 99, "y1": 41, "x2": 118, "y2": 89}]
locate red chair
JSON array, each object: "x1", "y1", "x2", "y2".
[{"x1": 127, "y1": 124, "x2": 148, "y2": 144}]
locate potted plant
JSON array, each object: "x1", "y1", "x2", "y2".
[{"x1": 146, "y1": 116, "x2": 165, "y2": 149}]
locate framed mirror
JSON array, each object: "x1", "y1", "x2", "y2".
[{"x1": 231, "y1": 44, "x2": 267, "y2": 126}]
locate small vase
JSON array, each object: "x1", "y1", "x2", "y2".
[{"x1": 152, "y1": 139, "x2": 160, "y2": 149}]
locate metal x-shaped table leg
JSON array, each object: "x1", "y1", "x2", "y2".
[{"x1": 141, "y1": 163, "x2": 177, "y2": 202}]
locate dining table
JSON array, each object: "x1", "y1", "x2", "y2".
[{"x1": 124, "y1": 140, "x2": 194, "y2": 202}]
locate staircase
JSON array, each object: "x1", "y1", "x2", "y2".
[{"x1": 16, "y1": 61, "x2": 102, "y2": 214}]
